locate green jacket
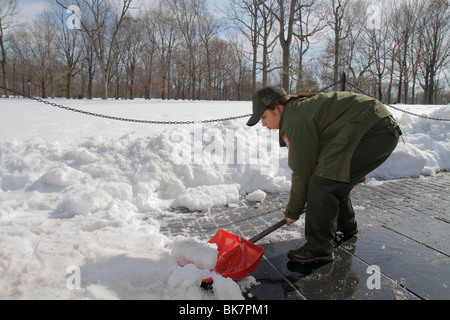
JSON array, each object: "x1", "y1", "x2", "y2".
[{"x1": 279, "y1": 92, "x2": 391, "y2": 220}]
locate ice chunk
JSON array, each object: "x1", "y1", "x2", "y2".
[
  {"x1": 175, "y1": 184, "x2": 240, "y2": 211},
  {"x1": 245, "y1": 190, "x2": 266, "y2": 202},
  {"x1": 171, "y1": 236, "x2": 218, "y2": 271}
]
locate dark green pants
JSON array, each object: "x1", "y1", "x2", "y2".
[{"x1": 303, "y1": 117, "x2": 400, "y2": 256}]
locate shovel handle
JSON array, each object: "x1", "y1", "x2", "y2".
[
  {"x1": 248, "y1": 219, "x2": 287, "y2": 243},
  {"x1": 248, "y1": 208, "x2": 308, "y2": 243}
]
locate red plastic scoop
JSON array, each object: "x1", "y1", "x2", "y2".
[
  {"x1": 205, "y1": 229, "x2": 265, "y2": 281},
  {"x1": 202, "y1": 219, "x2": 288, "y2": 282}
]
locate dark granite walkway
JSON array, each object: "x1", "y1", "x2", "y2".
[{"x1": 160, "y1": 173, "x2": 450, "y2": 300}]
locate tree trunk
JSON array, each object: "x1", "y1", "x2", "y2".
[{"x1": 0, "y1": 19, "x2": 9, "y2": 98}]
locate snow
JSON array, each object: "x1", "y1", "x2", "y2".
[
  {"x1": 171, "y1": 236, "x2": 218, "y2": 271},
  {"x1": 0, "y1": 97, "x2": 448, "y2": 300},
  {"x1": 245, "y1": 190, "x2": 267, "y2": 202},
  {"x1": 175, "y1": 184, "x2": 241, "y2": 211}
]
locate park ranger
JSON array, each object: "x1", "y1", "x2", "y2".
[{"x1": 246, "y1": 87, "x2": 401, "y2": 263}]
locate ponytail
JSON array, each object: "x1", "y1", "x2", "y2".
[{"x1": 266, "y1": 92, "x2": 318, "y2": 111}]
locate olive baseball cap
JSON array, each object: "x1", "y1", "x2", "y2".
[{"x1": 246, "y1": 86, "x2": 286, "y2": 126}]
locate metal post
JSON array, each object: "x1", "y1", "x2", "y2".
[{"x1": 341, "y1": 72, "x2": 346, "y2": 91}]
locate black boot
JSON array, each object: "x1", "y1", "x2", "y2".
[{"x1": 287, "y1": 245, "x2": 334, "y2": 264}]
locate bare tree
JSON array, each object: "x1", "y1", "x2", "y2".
[
  {"x1": 257, "y1": 2, "x2": 278, "y2": 88},
  {"x1": 167, "y1": 0, "x2": 205, "y2": 100},
  {"x1": 9, "y1": 25, "x2": 32, "y2": 95},
  {"x1": 417, "y1": 0, "x2": 450, "y2": 104},
  {"x1": 0, "y1": 0, "x2": 19, "y2": 97},
  {"x1": 150, "y1": 2, "x2": 179, "y2": 100},
  {"x1": 120, "y1": 16, "x2": 144, "y2": 100},
  {"x1": 227, "y1": 0, "x2": 276, "y2": 93},
  {"x1": 25, "y1": 16, "x2": 59, "y2": 98},
  {"x1": 366, "y1": 1, "x2": 392, "y2": 101},
  {"x1": 390, "y1": 0, "x2": 420, "y2": 104},
  {"x1": 206, "y1": 36, "x2": 252, "y2": 100},
  {"x1": 342, "y1": 1, "x2": 372, "y2": 87},
  {"x1": 140, "y1": 4, "x2": 158, "y2": 100},
  {"x1": 324, "y1": 0, "x2": 351, "y2": 90},
  {"x1": 81, "y1": 34, "x2": 96, "y2": 99},
  {"x1": 293, "y1": 0, "x2": 324, "y2": 93},
  {"x1": 227, "y1": 0, "x2": 257, "y2": 94},
  {"x1": 49, "y1": 2, "x2": 83, "y2": 99},
  {"x1": 3, "y1": 0, "x2": 448, "y2": 102},
  {"x1": 57, "y1": 0, "x2": 133, "y2": 99},
  {"x1": 263, "y1": 0, "x2": 299, "y2": 90},
  {"x1": 198, "y1": 11, "x2": 222, "y2": 100}
]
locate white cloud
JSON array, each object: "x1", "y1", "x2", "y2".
[{"x1": 16, "y1": 0, "x2": 48, "y2": 24}]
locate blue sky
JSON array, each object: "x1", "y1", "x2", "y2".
[
  {"x1": 16, "y1": 0, "x2": 229, "y2": 21},
  {"x1": 17, "y1": 0, "x2": 48, "y2": 22}
]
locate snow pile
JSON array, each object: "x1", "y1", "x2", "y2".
[
  {"x1": 171, "y1": 236, "x2": 218, "y2": 270},
  {"x1": 0, "y1": 98, "x2": 449, "y2": 300},
  {"x1": 370, "y1": 105, "x2": 450, "y2": 178}
]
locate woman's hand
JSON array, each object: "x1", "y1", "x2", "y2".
[{"x1": 284, "y1": 215, "x2": 297, "y2": 226}]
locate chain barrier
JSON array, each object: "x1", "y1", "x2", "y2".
[
  {"x1": 1, "y1": 81, "x2": 449, "y2": 123},
  {"x1": 0, "y1": 84, "x2": 251, "y2": 125},
  {"x1": 317, "y1": 80, "x2": 342, "y2": 93},
  {"x1": 343, "y1": 81, "x2": 450, "y2": 122}
]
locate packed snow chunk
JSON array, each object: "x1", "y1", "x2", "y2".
[
  {"x1": 171, "y1": 236, "x2": 218, "y2": 270},
  {"x1": 175, "y1": 184, "x2": 240, "y2": 211},
  {"x1": 63, "y1": 147, "x2": 99, "y2": 164},
  {"x1": 212, "y1": 273, "x2": 245, "y2": 300},
  {"x1": 59, "y1": 187, "x2": 113, "y2": 217},
  {"x1": 40, "y1": 166, "x2": 90, "y2": 187},
  {"x1": 245, "y1": 190, "x2": 266, "y2": 202},
  {"x1": 164, "y1": 264, "x2": 213, "y2": 300}
]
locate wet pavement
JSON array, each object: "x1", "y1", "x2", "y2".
[{"x1": 160, "y1": 173, "x2": 450, "y2": 300}]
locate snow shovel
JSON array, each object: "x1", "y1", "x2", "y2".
[
  {"x1": 203, "y1": 177, "x2": 367, "y2": 283},
  {"x1": 202, "y1": 218, "x2": 289, "y2": 283}
]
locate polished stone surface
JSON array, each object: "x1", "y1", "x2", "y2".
[{"x1": 161, "y1": 173, "x2": 450, "y2": 300}]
